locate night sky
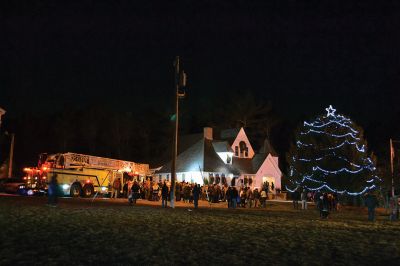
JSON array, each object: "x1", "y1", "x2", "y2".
[{"x1": 1, "y1": 1, "x2": 400, "y2": 163}]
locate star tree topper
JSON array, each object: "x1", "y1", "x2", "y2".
[{"x1": 325, "y1": 105, "x2": 336, "y2": 117}]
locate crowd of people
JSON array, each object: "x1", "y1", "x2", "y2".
[
  {"x1": 109, "y1": 177, "x2": 388, "y2": 222},
  {"x1": 115, "y1": 178, "x2": 275, "y2": 209},
  {"x1": 291, "y1": 189, "x2": 339, "y2": 218}
]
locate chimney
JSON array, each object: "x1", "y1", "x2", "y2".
[{"x1": 204, "y1": 127, "x2": 213, "y2": 140}]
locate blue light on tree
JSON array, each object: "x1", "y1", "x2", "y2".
[{"x1": 286, "y1": 105, "x2": 381, "y2": 196}]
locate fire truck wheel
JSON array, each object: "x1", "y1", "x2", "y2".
[
  {"x1": 70, "y1": 183, "x2": 82, "y2": 198},
  {"x1": 82, "y1": 185, "x2": 94, "y2": 197}
]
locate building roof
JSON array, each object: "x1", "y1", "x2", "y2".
[
  {"x1": 203, "y1": 139, "x2": 238, "y2": 174},
  {"x1": 212, "y1": 141, "x2": 233, "y2": 153},
  {"x1": 158, "y1": 127, "x2": 278, "y2": 177},
  {"x1": 232, "y1": 157, "x2": 253, "y2": 174},
  {"x1": 160, "y1": 138, "x2": 238, "y2": 175},
  {"x1": 251, "y1": 153, "x2": 268, "y2": 171},
  {"x1": 259, "y1": 138, "x2": 278, "y2": 156},
  {"x1": 178, "y1": 133, "x2": 203, "y2": 154}
]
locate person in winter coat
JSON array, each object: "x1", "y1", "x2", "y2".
[
  {"x1": 253, "y1": 188, "x2": 260, "y2": 208},
  {"x1": 320, "y1": 193, "x2": 330, "y2": 219},
  {"x1": 226, "y1": 187, "x2": 232, "y2": 208},
  {"x1": 301, "y1": 189, "x2": 308, "y2": 210},
  {"x1": 364, "y1": 192, "x2": 379, "y2": 221},
  {"x1": 129, "y1": 181, "x2": 140, "y2": 205},
  {"x1": 247, "y1": 188, "x2": 254, "y2": 208},
  {"x1": 231, "y1": 187, "x2": 238, "y2": 209},
  {"x1": 192, "y1": 183, "x2": 200, "y2": 209},
  {"x1": 260, "y1": 190, "x2": 267, "y2": 208},
  {"x1": 292, "y1": 190, "x2": 300, "y2": 209},
  {"x1": 112, "y1": 178, "x2": 121, "y2": 199},
  {"x1": 47, "y1": 174, "x2": 59, "y2": 207},
  {"x1": 161, "y1": 181, "x2": 169, "y2": 208}
]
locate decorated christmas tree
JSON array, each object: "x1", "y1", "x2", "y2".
[{"x1": 287, "y1": 105, "x2": 381, "y2": 196}]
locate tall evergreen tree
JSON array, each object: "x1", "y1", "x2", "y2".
[{"x1": 287, "y1": 106, "x2": 381, "y2": 196}]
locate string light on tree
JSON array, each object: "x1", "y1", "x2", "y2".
[{"x1": 286, "y1": 105, "x2": 381, "y2": 196}]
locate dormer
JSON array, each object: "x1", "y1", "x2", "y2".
[{"x1": 212, "y1": 141, "x2": 234, "y2": 164}]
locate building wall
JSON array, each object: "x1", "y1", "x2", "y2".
[
  {"x1": 254, "y1": 154, "x2": 282, "y2": 192},
  {"x1": 231, "y1": 127, "x2": 255, "y2": 159},
  {"x1": 157, "y1": 171, "x2": 236, "y2": 186}
]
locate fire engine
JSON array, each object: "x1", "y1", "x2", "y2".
[
  {"x1": 23, "y1": 167, "x2": 47, "y2": 189},
  {"x1": 25, "y1": 152, "x2": 150, "y2": 197}
]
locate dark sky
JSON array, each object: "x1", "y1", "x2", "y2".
[{"x1": 1, "y1": 1, "x2": 400, "y2": 143}]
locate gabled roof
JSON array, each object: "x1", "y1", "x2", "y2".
[
  {"x1": 160, "y1": 138, "x2": 238, "y2": 175},
  {"x1": 178, "y1": 133, "x2": 203, "y2": 154},
  {"x1": 212, "y1": 141, "x2": 233, "y2": 153},
  {"x1": 158, "y1": 127, "x2": 279, "y2": 177},
  {"x1": 251, "y1": 153, "x2": 268, "y2": 171},
  {"x1": 232, "y1": 157, "x2": 254, "y2": 174},
  {"x1": 204, "y1": 139, "x2": 238, "y2": 174},
  {"x1": 258, "y1": 138, "x2": 278, "y2": 156}
]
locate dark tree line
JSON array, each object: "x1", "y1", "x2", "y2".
[
  {"x1": 1, "y1": 104, "x2": 172, "y2": 176},
  {"x1": 0, "y1": 93, "x2": 397, "y2": 188}
]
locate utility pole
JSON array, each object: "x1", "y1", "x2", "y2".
[
  {"x1": 8, "y1": 133, "x2": 14, "y2": 177},
  {"x1": 0, "y1": 107, "x2": 5, "y2": 129},
  {"x1": 0, "y1": 108, "x2": 6, "y2": 173},
  {"x1": 390, "y1": 138, "x2": 400, "y2": 197},
  {"x1": 170, "y1": 56, "x2": 186, "y2": 208}
]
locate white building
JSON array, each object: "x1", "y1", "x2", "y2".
[{"x1": 157, "y1": 127, "x2": 282, "y2": 192}]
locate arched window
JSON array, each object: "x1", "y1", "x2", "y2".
[
  {"x1": 215, "y1": 174, "x2": 220, "y2": 184},
  {"x1": 209, "y1": 173, "x2": 214, "y2": 184},
  {"x1": 239, "y1": 141, "x2": 247, "y2": 157},
  {"x1": 221, "y1": 174, "x2": 227, "y2": 186}
]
